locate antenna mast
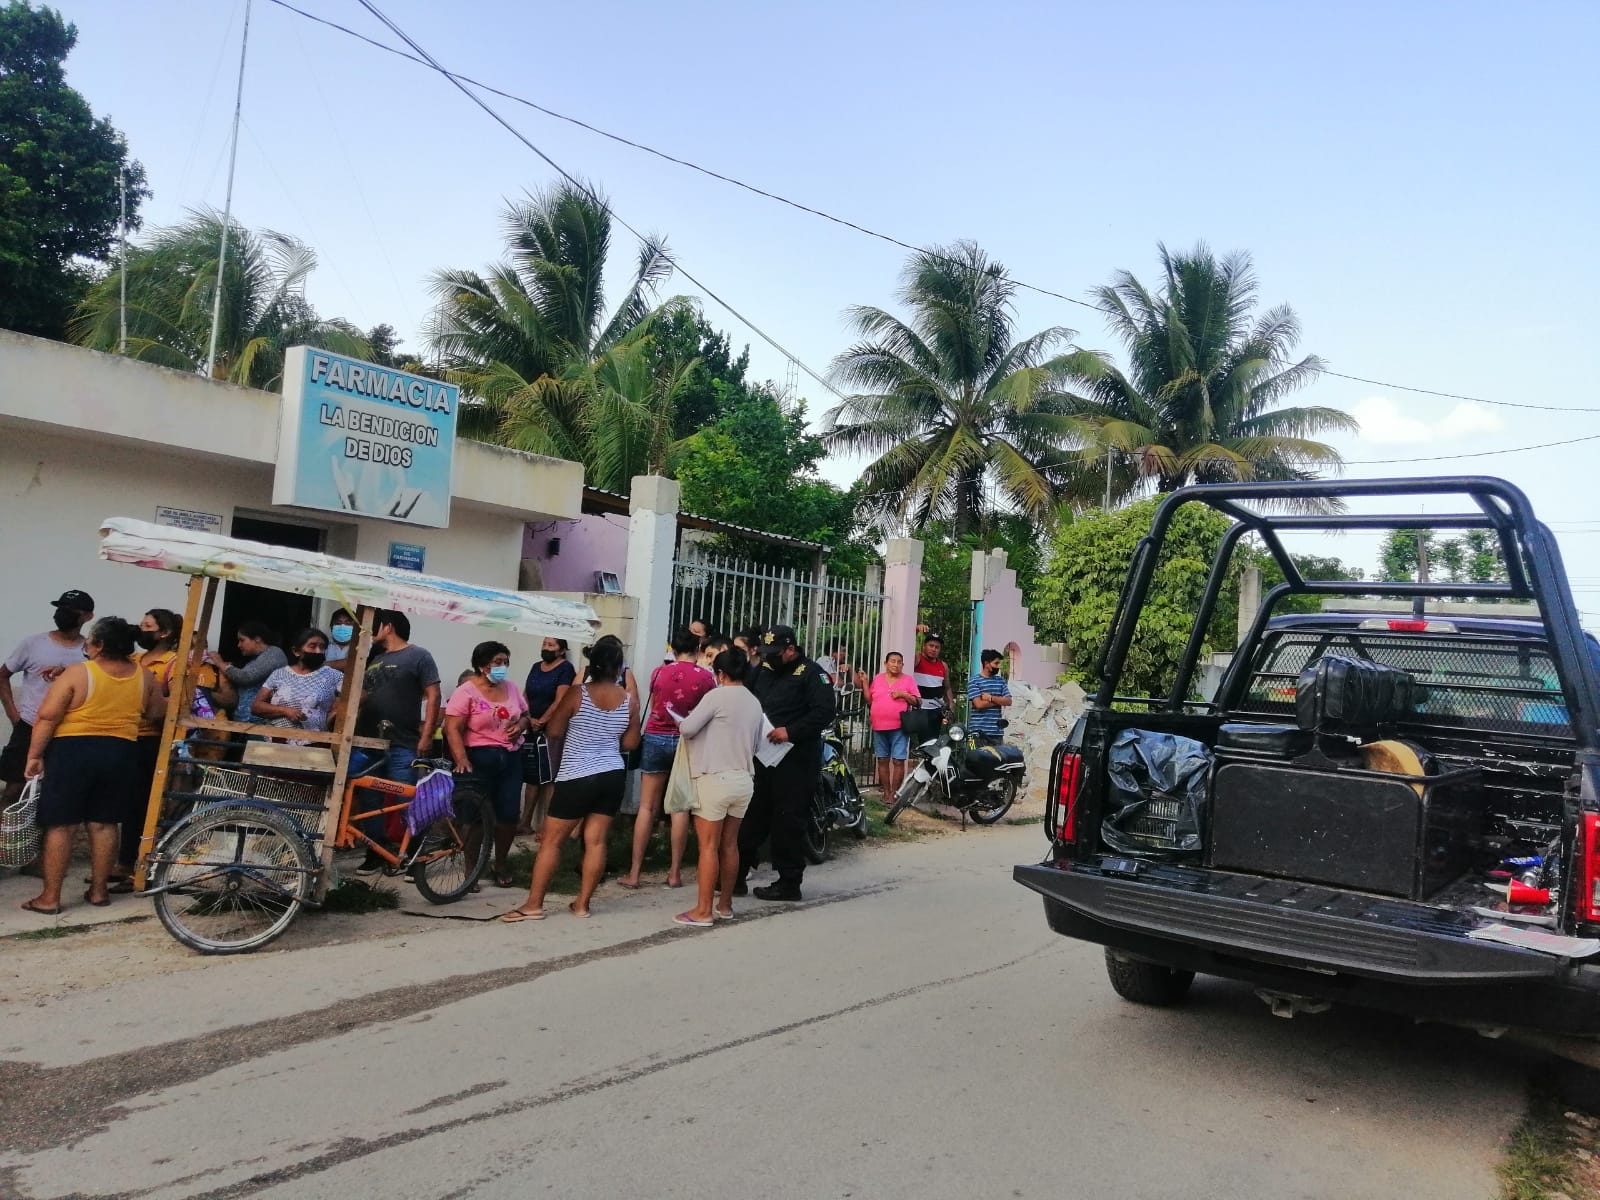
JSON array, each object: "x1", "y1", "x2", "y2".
[{"x1": 204, "y1": 0, "x2": 253, "y2": 378}]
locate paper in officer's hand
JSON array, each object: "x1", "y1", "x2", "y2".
[{"x1": 755, "y1": 716, "x2": 792, "y2": 767}]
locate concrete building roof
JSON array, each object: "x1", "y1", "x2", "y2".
[{"x1": 0, "y1": 331, "x2": 584, "y2": 523}]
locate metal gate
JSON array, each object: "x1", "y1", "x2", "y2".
[{"x1": 669, "y1": 551, "x2": 885, "y2": 774}]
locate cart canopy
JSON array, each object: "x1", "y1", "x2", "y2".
[{"x1": 99, "y1": 517, "x2": 601, "y2": 640}]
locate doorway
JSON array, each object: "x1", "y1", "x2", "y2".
[{"x1": 219, "y1": 515, "x2": 325, "y2": 663}]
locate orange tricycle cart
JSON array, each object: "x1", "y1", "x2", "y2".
[{"x1": 99, "y1": 517, "x2": 599, "y2": 954}]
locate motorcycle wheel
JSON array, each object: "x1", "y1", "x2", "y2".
[
  {"x1": 967, "y1": 775, "x2": 1019, "y2": 825},
  {"x1": 841, "y1": 773, "x2": 868, "y2": 839},
  {"x1": 803, "y1": 784, "x2": 829, "y2": 865},
  {"x1": 884, "y1": 776, "x2": 925, "y2": 826}
]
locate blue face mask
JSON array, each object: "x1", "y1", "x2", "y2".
[
  {"x1": 487, "y1": 665, "x2": 510, "y2": 684},
  {"x1": 329, "y1": 624, "x2": 353, "y2": 645}
]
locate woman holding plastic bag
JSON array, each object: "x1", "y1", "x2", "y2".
[{"x1": 668, "y1": 649, "x2": 766, "y2": 928}]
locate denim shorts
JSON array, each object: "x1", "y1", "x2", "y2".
[
  {"x1": 640, "y1": 731, "x2": 678, "y2": 774},
  {"x1": 873, "y1": 729, "x2": 910, "y2": 760}
]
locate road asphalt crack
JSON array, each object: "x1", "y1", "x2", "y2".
[
  {"x1": 0, "y1": 882, "x2": 895, "y2": 1177},
  {"x1": 126, "y1": 943, "x2": 1052, "y2": 1199}
]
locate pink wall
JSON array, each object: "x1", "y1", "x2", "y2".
[
  {"x1": 522, "y1": 512, "x2": 631, "y2": 592},
  {"x1": 979, "y1": 553, "x2": 1062, "y2": 688}
]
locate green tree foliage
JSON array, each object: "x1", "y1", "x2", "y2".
[
  {"x1": 1034, "y1": 497, "x2": 1236, "y2": 698},
  {"x1": 671, "y1": 387, "x2": 870, "y2": 573},
  {"x1": 824, "y1": 241, "x2": 1101, "y2": 534},
  {"x1": 1252, "y1": 548, "x2": 1365, "y2": 615},
  {"x1": 0, "y1": 1, "x2": 148, "y2": 339},
  {"x1": 644, "y1": 307, "x2": 751, "y2": 439},
  {"x1": 71, "y1": 209, "x2": 367, "y2": 388},
  {"x1": 1073, "y1": 244, "x2": 1356, "y2": 497},
  {"x1": 1380, "y1": 529, "x2": 1508, "y2": 585},
  {"x1": 428, "y1": 180, "x2": 692, "y2": 485}
]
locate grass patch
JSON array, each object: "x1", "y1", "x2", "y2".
[
  {"x1": 506, "y1": 817, "x2": 678, "y2": 894},
  {"x1": 1004, "y1": 814, "x2": 1044, "y2": 826},
  {"x1": 863, "y1": 796, "x2": 924, "y2": 842},
  {"x1": 8, "y1": 922, "x2": 100, "y2": 942},
  {"x1": 1499, "y1": 1085, "x2": 1600, "y2": 1200},
  {"x1": 319, "y1": 879, "x2": 401, "y2": 914}
]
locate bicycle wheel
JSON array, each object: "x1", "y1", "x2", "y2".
[
  {"x1": 411, "y1": 788, "x2": 493, "y2": 903},
  {"x1": 149, "y1": 805, "x2": 315, "y2": 954},
  {"x1": 968, "y1": 775, "x2": 1019, "y2": 825},
  {"x1": 802, "y1": 783, "x2": 829, "y2": 865}
]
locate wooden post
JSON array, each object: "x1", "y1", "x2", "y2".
[
  {"x1": 313, "y1": 604, "x2": 375, "y2": 901},
  {"x1": 135, "y1": 575, "x2": 209, "y2": 889}
]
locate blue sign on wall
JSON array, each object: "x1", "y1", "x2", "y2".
[
  {"x1": 388, "y1": 542, "x2": 426, "y2": 572},
  {"x1": 273, "y1": 346, "x2": 458, "y2": 528}
]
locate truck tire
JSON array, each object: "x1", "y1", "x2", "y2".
[{"x1": 1104, "y1": 949, "x2": 1195, "y2": 1007}]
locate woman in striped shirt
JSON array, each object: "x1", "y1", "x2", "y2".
[{"x1": 503, "y1": 635, "x2": 640, "y2": 922}]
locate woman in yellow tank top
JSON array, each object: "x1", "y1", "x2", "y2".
[{"x1": 21, "y1": 617, "x2": 162, "y2": 915}]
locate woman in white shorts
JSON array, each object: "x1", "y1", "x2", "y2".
[{"x1": 671, "y1": 649, "x2": 766, "y2": 927}]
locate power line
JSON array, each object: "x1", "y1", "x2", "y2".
[
  {"x1": 346, "y1": 0, "x2": 844, "y2": 402},
  {"x1": 267, "y1": 0, "x2": 1598, "y2": 419}
]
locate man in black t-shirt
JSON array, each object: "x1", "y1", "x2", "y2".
[{"x1": 354, "y1": 610, "x2": 440, "y2": 872}]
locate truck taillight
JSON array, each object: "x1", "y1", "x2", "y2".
[
  {"x1": 1583, "y1": 813, "x2": 1600, "y2": 924},
  {"x1": 1053, "y1": 753, "x2": 1083, "y2": 843}
]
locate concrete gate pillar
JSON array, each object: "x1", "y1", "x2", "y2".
[
  {"x1": 625, "y1": 474, "x2": 680, "y2": 675},
  {"x1": 881, "y1": 537, "x2": 924, "y2": 663}
]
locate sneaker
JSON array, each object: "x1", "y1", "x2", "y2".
[
  {"x1": 355, "y1": 854, "x2": 384, "y2": 877},
  {"x1": 753, "y1": 883, "x2": 802, "y2": 902}
]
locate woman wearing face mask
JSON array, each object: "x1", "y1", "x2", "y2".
[
  {"x1": 252, "y1": 629, "x2": 342, "y2": 743},
  {"x1": 324, "y1": 609, "x2": 358, "y2": 664},
  {"x1": 518, "y1": 637, "x2": 575, "y2": 840},
  {"x1": 445, "y1": 641, "x2": 529, "y2": 887},
  {"x1": 108, "y1": 608, "x2": 186, "y2": 889}
]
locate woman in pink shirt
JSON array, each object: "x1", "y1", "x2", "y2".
[
  {"x1": 618, "y1": 627, "x2": 714, "y2": 889},
  {"x1": 444, "y1": 640, "x2": 529, "y2": 888},
  {"x1": 854, "y1": 652, "x2": 920, "y2": 799}
]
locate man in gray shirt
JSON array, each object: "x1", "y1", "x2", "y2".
[{"x1": 0, "y1": 589, "x2": 95, "y2": 805}]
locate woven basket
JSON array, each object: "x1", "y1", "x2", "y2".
[{"x1": 0, "y1": 779, "x2": 41, "y2": 869}]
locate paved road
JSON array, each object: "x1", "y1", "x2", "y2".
[{"x1": 0, "y1": 825, "x2": 1531, "y2": 1200}]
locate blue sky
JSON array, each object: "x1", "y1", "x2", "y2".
[{"x1": 54, "y1": 0, "x2": 1600, "y2": 611}]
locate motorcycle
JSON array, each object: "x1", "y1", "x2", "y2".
[
  {"x1": 884, "y1": 720, "x2": 1024, "y2": 827},
  {"x1": 804, "y1": 725, "x2": 867, "y2": 863}
]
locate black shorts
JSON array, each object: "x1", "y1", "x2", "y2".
[
  {"x1": 37, "y1": 736, "x2": 137, "y2": 827},
  {"x1": 0, "y1": 720, "x2": 31, "y2": 784},
  {"x1": 548, "y1": 769, "x2": 626, "y2": 821}
]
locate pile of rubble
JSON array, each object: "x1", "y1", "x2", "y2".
[{"x1": 1000, "y1": 679, "x2": 1087, "y2": 815}]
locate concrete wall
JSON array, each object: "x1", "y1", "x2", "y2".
[
  {"x1": 976, "y1": 550, "x2": 1069, "y2": 688},
  {"x1": 521, "y1": 512, "x2": 630, "y2": 593}
]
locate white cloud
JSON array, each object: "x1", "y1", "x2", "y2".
[{"x1": 1348, "y1": 396, "x2": 1505, "y2": 445}]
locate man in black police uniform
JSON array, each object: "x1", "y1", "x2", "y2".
[{"x1": 737, "y1": 625, "x2": 835, "y2": 901}]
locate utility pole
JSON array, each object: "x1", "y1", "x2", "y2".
[
  {"x1": 1412, "y1": 531, "x2": 1431, "y2": 619},
  {"x1": 1103, "y1": 446, "x2": 1114, "y2": 511},
  {"x1": 204, "y1": 0, "x2": 253, "y2": 379},
  {"x1": 117, "y1": 167, "x2": 127, "y2": 355}
]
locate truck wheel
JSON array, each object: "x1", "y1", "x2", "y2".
[{"x1": 1104, "y1": 949, "x2": 1195, "y2": 1007}]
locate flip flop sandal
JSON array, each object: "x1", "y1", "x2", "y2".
[
  {"x1": 567, "y1": 902, "x2": 592, "y2": 918},
  {"x1": 492, "y1": 869, "x2": 516, "y2": 888},
  {"x1": 713, "y1": 910, "x2": 735, "y2": 921},
  {"x1": 107, "y1": 879, "x2": 136, "y2": 894},
  {"x1": 499, "y1": 908, "x2": 546, "y2": 923},
  {"x1": 673, "y1": 912, "x2": 714, "y2": 928},
  {"x1": 665, "y1": 879, "x2": 684, "y2": 889},
  {"x1": 20, "y1": 899, "x2": 61, "y2": 915},
  {"x1": 84, "y1": 890, "x2": 111, "y2": 908},
  {"x1": 615, "y1": 880, "x2": 643, "y2": 890}
]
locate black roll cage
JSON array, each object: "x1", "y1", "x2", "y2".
[{"x1": 1092, "y1": 475, "x2": 1600, "y2": 756}]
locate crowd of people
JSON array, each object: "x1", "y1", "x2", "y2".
[{"x1": 3, "y1": 588, "x2": 1010, "y2": 925}]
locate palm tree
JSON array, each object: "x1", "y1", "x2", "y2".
[
  {"x1": 1075, "y1": 243, "x2": 1355, "y2": 494},
  {"x1": 428, "y1": 181, "x2": 691, "y2": 486},
  {"x1": 823, "y1": 242, "x2": 1100, "y2": 535},
  {"x1": 70, "y1": 209, "x2": 367, "y2": 389}
]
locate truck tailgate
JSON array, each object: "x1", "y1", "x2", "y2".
[{"x1": 1015, "y1": 859, "x2": 1571, "y2": 983}]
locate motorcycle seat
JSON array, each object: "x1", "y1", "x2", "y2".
[{"x1": 969, "y1": 742, "x2": 1025, "y2": 770}]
